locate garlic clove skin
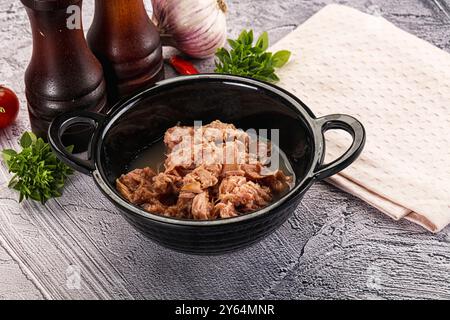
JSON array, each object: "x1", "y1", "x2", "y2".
[{"x1": 152, "y1": 0, "x2": 228, "y2": 59}]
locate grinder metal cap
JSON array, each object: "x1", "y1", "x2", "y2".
[{"x1": 20, "y1": 0, "x2": 81, "y2": 11}]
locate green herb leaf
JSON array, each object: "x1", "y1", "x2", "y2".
[
  {"x1": 2, "y1": 149, "x2": 17, "y2": 164},
  {"x1": 246, "y1": 30, "x2": 254, "y2": 46},
  {"x1": 227, "y1": 39, "x2": 239, "y2": 49},
  {"x1": 8, "y1": 174, "x2": 18, "y2": 188},
  {"x1": 255, "y1": 31, "x2": 269, "y2": 51},
  {"x1": 2, "y1": 132, "x2": 74, "y2": 204},
  {"x1": 238, "y1": 30, "x2": 248, "y2": 43},
  {"x1": 65, "y1": 145, "x2": 75, "y2": 154},
  {"x1": 215, "y1": 29, "x2": 292, "y2": 83},
  {"x1": 20, "y1": 131, "x2": 36, "y2": 148},
  {"x1": 272, "y1": 50, "x2": 292, "y2": 68}
]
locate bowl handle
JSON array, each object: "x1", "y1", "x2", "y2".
[
  {"x1": 313, "y1": 114, "x2": 366, "y2": 180},
  {"x1": 48, "y1": 111, "x2": 106, "y2": 175}
]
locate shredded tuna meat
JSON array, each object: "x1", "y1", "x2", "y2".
[
  {"x1": 213, "y1": 202, "x2": 238, "y2": 219},
  {"x1": 116, "y1": 120, "x2": 293, "y2": 220},
  {"x1": 191, "y1": 192, "x2": 213, "y2": 220}
]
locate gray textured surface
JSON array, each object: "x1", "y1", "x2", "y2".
[{"x1": 0, "y1": 0, "x2": 450, "y2": 300}]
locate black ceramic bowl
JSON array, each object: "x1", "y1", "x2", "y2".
[{"x1": 49, "y1": 75, "x2": 365, "y2": 255}]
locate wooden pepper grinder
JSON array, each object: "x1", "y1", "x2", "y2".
[
  {"x1": 87, "y1": 0, "x2": 164, "y2": 105},
  {"x1": 21, "y1": 0, "x2": 107, "y2": 151}
]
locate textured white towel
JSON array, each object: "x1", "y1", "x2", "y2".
[{"x1": 270, "y1": 4, "x2": 450, "y2": 232}]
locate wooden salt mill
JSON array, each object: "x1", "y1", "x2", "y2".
[
  {"x1": 21, "y1": 0, "x2": 107, "y2": 151},
  {"x1": 87, "y1": 0, "x2": 164, "y2": 105}
]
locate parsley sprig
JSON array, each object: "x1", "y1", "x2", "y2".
[
  {"x1": 2, "y1": 132, "x2": 74, "y2": 204},
  {"x1": 215, "y1": 30, "x2": 291, "y2": 83}
]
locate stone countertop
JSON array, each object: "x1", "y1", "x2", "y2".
[{"x1": 0, "y1": 0, "x2": 449, "y2": 300}]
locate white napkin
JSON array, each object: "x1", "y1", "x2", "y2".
[{"x1": 270, "y1": 4, "x2": 450, "y2": 232}]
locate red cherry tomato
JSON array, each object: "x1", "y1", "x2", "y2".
[{"x1": 0, "y1": 86, "x2": 19, "y2": 129}]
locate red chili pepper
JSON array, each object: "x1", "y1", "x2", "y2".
[{"x1": 168, "y1": 55, "x2": 199, "y2": 75}]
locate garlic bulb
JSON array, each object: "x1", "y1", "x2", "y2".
[{"x1": 151, "y1": 0, "x2": 228, "y2": 59}]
